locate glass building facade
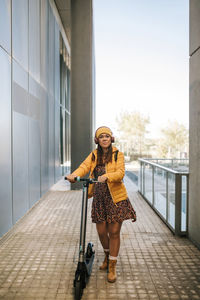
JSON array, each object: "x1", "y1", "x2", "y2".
[{"x1": 0, "y1": 0, "x2": 71, "y2": 237}]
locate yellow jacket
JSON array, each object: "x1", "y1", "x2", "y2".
[{"x1": 72, "y1": 147, "x2": 128, "y2": 204}]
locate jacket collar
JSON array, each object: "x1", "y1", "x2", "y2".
[
  {"x1": 112, "y1": 146, "x2": 119, "y2": 153},
  {"x1": 93, "y1": 146, "x2": 118, "y2": 156}
]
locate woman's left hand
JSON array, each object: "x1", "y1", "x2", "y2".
[{"x1": 98, "y1": 175, "x2": 108, "y2": 183}]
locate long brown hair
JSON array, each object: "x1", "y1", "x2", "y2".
[{"x1": 97, "y1": 144, "x2": 112, "y2": 165}]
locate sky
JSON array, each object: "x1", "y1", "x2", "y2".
[{"x1": 93, "y1": 0, "x2": 189, "y2": 139}]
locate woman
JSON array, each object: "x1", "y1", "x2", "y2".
[{"x1": 65, "y1": 126, "x2": 136, "y2": 283}]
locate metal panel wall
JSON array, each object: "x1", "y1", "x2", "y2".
[
  {"x1": 29, "y1": 119, "x2": 40, "y2": 207},
  {"x1": 48, "y1": 6, "x2": 56, "y2": 187},
  {"x1": 55, "y1": 102, "x2": 61, "y2": 181},
  {"x1": 48, "y1": 95, "x2": 55, "y2": 187},
  {"x1": 12, "y1": 0, "x2": 28, "y2": 70},
  {"x1": 12, "y1": 60, "x2": 29, "y2": 115},
  {"x1": 0, "y1": 0, "x2": 11, "y2": 54},
  {"x1": 28, "y1": 75, "x2": 41, "y2": 201},
  {"x1": 40, "y1": 90, "x2": 49, "y2": 195},
  {"x1": 12, "y1": 55, "x2": 29, "y2": 225},
  {"x1": 54, "y1": 28, "x2": 61, "y2": 181},
  {"x1": 13, "y1": 112, "x2": 29, "y2": 224},
  {"x1": 40, "y1": 0, "x2": 49, "y2": 89},
  {"x1": 40, "y1": 1, "x2": 50, "y2": 195},
  {"x1": 48, "y1": 4, "x2": 55, "y2": 97},
  {"x1": 0, "y1": 48, "x2": 12, "y2": 236},
  {"x1": 55, "y1": 26, "x2": 60, "y2": 105},
  {"x1": 29, "y1": 0, "x2": 41, "y2": 81},
  {"x1": 0, "y1": 0, "x2": 71, "y2": 237}
]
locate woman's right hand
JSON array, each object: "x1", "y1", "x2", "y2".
[{"x1": 65, "y1": 174, "x2": 77, "y2": 183}]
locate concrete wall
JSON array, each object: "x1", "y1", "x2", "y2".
[
  {"x1": 71, "y1": 0, "x2": 95, "y2": 188},
  {"x1": 189, "y1": 0, "x2": 200, "y2": 249},
  {"x1": 0, "y1": 0, "x2": 70, "y2": 237}
]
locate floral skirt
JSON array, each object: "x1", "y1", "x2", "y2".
[{"x1": 91, "y1": 165, "x2": 137, "y2": 223}]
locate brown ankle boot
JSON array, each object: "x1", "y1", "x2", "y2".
[
  {"x1": 99, "y1": 252, "x2": 109, "y2": 270},
  {"x1": 107, "y1": 259, "x2": 117, "y2": 283}
]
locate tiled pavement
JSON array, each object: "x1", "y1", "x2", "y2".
[{"x1": 0, "y1": 177, "x2": 200, "y2": 300}]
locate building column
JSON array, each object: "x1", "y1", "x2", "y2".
[
  {"x1": 70, "y1": 0, "x2": 95, "y2": 189},
  {"x1": 189, "y1": 0, "x2": 200, "y2": 249}
]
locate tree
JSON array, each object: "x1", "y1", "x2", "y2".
[
  {"x1": 116, "y1": 111, "x2": 150, "y2": 157},
  {"x1": 156, "y1": 121, "x2": 189, "y2": 158}
]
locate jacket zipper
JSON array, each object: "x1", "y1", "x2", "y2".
[{"x1": 105, "y1": 163, "x2": 117, "y2": 206}]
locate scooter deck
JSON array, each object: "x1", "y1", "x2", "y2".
[{"x1": 74, "y1": 251, "x2": 95, "y2": 287}]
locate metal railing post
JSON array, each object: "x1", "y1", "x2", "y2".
[
  {"x1": 140, "y1": 161, "x2": 142, "y2": 192},
  {"x1": 186, "y1": 175, "x2": 189, "y2": 234},
  {"x1": 152, "y1": 165, "x2": 155, "y2": 206},
  {"x1": 175, "y1": 174, "x2": 182, "y2": 235},
  {"x1": 166, "y1": 171, "x2": 168, "y2": 223},
  {"x1": 143, "y1": 163, "x2": 145, "y2": 195}
]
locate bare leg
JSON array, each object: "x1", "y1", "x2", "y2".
[
  {"x1": 96, "y1": 221, "x2": 109, "y2": 250},
  {"x1": 108, "y1": 222, "x2": 122, "y2": 257}
]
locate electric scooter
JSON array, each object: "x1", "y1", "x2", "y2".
[{"x1": 65, "y1": 176, "x2": 97, "y2": 300}]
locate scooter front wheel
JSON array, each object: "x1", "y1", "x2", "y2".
[
  {"x1": 74, "y1": 280, "x2": 83, "y2": 300},
  {"x1": 74, "y1": 265, "x2": 86, "y2": 300}
]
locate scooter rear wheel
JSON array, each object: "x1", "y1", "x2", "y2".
[{"x1": 86, "y1": 242, "x2": 94, "y2": 259}]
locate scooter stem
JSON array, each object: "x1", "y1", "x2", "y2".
[{"x1": 79, "y1": 182, "x2": 89, "y2": 262}]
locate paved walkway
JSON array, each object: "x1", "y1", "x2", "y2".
[{"x1": 0, "y1": 177, "x2": 200, "y2": 300}]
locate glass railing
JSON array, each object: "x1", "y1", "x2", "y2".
[{"x1": 138, "y1": 158, "x2": 189, "y2": 236}]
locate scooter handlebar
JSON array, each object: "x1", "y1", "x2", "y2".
[
  {"x1": 64, "y1": 176, "x2": 98, "y2": 183},
  {"x1": 75, "y1": 177, "x2": 98, "y2": 183}
]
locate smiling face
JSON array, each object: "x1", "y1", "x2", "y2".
[{"x1": 98, "y1": 133, "x2": 112, "y2": 150}]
